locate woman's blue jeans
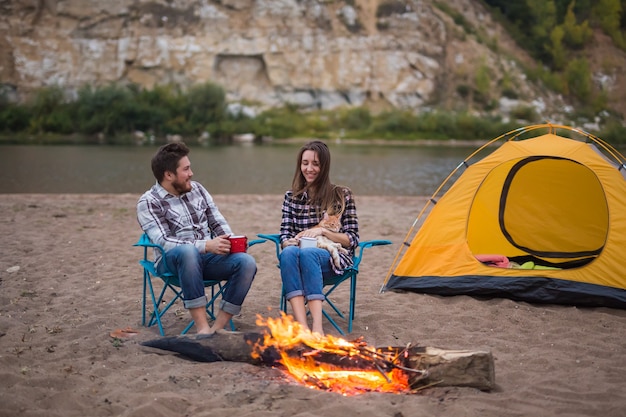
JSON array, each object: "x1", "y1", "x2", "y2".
[
  {"x1": 157, "y1": 244, "x2": 256, "y2": 316},
  {"x1": 279, "y1": 246, "x2": 335, "y2": 302}
]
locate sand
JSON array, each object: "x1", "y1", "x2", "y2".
[{"x1": 1, "y1": 194, "x2": 625, "y2": 417}]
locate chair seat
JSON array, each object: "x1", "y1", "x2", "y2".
[
  {"x1": 134, "y1": 233, "x2": 265, "y2": 336},
  {"x1": 257, "y1": 233, "x2": 391, "y2": 335}
]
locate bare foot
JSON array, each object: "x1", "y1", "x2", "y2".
[
  {"x1": 196, "y1": 327, "x2": 214, "y2": 335},
  {"x1": 311, "y1": 325, "x2": 324, "y2": 337}
]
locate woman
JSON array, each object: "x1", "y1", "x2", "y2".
[{"x1": 279, "y1": 140, "x2": 359, "y2": 335}]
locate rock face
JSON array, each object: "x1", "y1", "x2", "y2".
[{"x1": 0, "y1": 0, "x2": 622, "y2": 120}]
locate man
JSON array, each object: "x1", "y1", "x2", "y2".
[{"x1": 137, "y1": 142, "x2": 256, "y2": 334}]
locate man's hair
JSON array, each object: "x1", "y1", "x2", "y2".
[{"x1": 151, "y1": 142, "x2": 190, "y2": 182}]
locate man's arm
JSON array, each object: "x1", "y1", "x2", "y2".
[
  {"x1": 199, "y1": 184, "x2": 233, "y2": 237},
  {"x1": 137, "y1": 194, "x2": 192, "y2": 252}
]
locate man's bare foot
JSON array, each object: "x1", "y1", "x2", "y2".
[{"x1": 196, "y1": 327, "x2": 214, "y2": 335}]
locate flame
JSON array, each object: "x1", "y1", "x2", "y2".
[{"x1": 253, "y1": 313, "x2": 410, "y2": 395}]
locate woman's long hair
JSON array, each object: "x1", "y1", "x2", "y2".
[{"x1": 291, "y1": 140, "x2": 346, "y2": 218}]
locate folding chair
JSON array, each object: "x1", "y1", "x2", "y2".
[
  {"x1": 257, "y1": 233, "x2": 391, "y2": 335},
  {"x1": 134, "y1": 233, "x2": 265, "y2": 336}
]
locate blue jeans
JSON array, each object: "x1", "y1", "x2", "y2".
[
  {"x1": 157, "y1": 244, "x2": 256, "y2": 315},
  {"x1": 279, "y1": 246, "x2": 335, "y2": 302}
]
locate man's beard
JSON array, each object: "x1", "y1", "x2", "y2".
[{"x1": 172, "y1": 178, "x2": 192, "y2": 194}]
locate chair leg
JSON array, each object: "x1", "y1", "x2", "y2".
[
  {"x1": 324, "y1": 296, "x2": 346, "y2": 319},
  {"x1": 280, "y1": 285, "x2": 288, "y2": 312},
  {"x1": 142, "y1": 270, "x2": 148, "y2": 327},
  {"x1": 322, "y1": 309, "x2": 345, "y2": 336},
  {"x1": 143, "y1": 272, "x2": 185, "y2": 336},
  {"x1": 348, "y1": 273, "x2": 357, "y2": 334},
  {"x1": 144, "y1": 272, "x2": 167, "y2": 336}
]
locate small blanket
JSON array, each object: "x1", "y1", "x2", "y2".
[{"x1": 475, "y1": 254, "x2": 510, "y2": 268}]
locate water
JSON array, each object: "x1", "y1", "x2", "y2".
[{"x1": 0, "y1": 143, "x2": 477, "y2": 195}]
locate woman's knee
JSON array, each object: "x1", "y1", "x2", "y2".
[
  {"x1": 282, "y1": 245, "x2": 298, "y2": 256},
  {"x1": 279, "y1": 245, "x2": 299, "y2": 263}
]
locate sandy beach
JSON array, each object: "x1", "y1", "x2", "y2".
[{"x1": 1, "y1": 193, "x2": 625, "y2": 417}]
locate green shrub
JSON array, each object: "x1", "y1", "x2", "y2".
[
  {"x1": 598, "y1": 121, "x2": 626, "y2": 145},
  {"x1": 75, "y1": 84, "x2": 133, "y2": 135},
  {"x1": 183, "y1": 83, "x2": 227, "y2": 135},
  {"x1": 0, "y1": 104, "x2": 30, "y2": 132},
  {"x1": 564, "y1": 58, "x2": 592, "y2": 102},
  {"x1": 252, "y1": 106, "x2": 305, "y2": 138},
  {"x1": 339, "y1": 107, "x2": 372, "y2": 130},
  {"x1": 510, "y1": 105, "x2": 538, "y2": 123}
]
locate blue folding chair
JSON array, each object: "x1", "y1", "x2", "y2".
[
  {"x1": 257, "y1": 233, "x2": 391, "y2": 335},
  {"x1": 134, "y1": 233, "x2": 265, "y2": 336}
]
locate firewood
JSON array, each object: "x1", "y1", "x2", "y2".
[
  {"x1": 382, "y1": 346, "x2": 495, "y2": 391},
  {"x1": 141, "y1": 330, "x2": 495, "y2": 391},
  {"x1": 141, "y1": 330, "x2": 280, "y2": 364}
]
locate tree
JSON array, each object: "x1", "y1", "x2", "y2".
[
  {"x1": 526, "y1": 0, "x2": 558, "y2": 61},
  {"x1": 565, "y1": 58, "x2": 592, "y2": 102},
  {"x1": 592, "y1": 0, "x2": 625, "y2": 48},
  {"x1": 548, "y1": 25, "x2": 567, "y2": 70},
  {"x1": 562, "y1": 1, "x2": 593, "y2": 49}
]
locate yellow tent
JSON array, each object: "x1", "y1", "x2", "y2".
[{"x1": 381, "y1": 124, "x2": 626, "y2": 308}]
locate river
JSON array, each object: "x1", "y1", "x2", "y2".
[{"x1": 0, "y1": 142, "x2": 478, "y2": 196}]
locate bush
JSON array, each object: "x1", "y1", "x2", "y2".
[
  {"x1": 510, "y1": 105, "x2": 538, "y2": 123},
  {"x1": 598, "y1": 120, "x2": 626, "y2": 145},
  {"x1": 0, "y1": 104, "x2": 30, "y2": 132},
  {"x1": 252, "y1": 106, "x2": 305, "y2": 139},
  {"x1": 75, "y1": 84, "x2": 134, "y2": 135},
  {"x1": 564, "y1": 58, "x2": 592, "y2": 102},
  {"x1": 340, "y1": 107, "x2": 372, "y2": 131}
]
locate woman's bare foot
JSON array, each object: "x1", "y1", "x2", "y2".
[
  {"x1": 311, "y1": 323, "x2": 324, "y2": 337},
  {"x1": 196, "y1": 327, "x2": 214, "y2": 335}
]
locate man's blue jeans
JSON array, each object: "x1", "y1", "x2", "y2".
[
  {"x1": 157, "y1": 244, "x2": 256, "y2": 315},
  {"x1": 279, "y1": 245, "x2": 335, "y2": 302}
]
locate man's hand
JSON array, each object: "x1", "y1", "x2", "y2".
[{"x1": 205, "y1": 235, "x2": 232, "y2": 255}]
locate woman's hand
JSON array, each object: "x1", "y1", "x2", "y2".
[
  {"x1": 296, "y1": 227, "x2": 323, "y2": 238},
  {"x1": 281, "y1": 238, "x2": 299, "y2": 248}
]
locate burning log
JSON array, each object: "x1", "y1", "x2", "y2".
[{"x1": 142, "y1": 329, "x2": 495, "y2": 392}]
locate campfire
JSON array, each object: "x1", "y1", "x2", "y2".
[
  {"x1": 252, "y1": 313, "x2": 418, "y2": 395},
  {"x1": 141, "y1": 314, "x2": 495, "y2": 394}
]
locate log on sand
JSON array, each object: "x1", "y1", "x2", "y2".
[{"x1": 141, "y1": 330, "x2": 496, "y2": 391}]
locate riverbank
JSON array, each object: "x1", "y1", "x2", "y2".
[{"x1": 1, "y1": 194, "x2": 625, "y2": 417}]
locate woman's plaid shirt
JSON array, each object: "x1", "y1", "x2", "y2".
[{"x1": 280, "y1": 187, "x2": 359, "y2": 273}]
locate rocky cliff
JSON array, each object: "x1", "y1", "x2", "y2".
[{"x1": 1, "y1": 0, "x2": 624, "y2": 123}]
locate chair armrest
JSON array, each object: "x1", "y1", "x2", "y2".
[
  {"x1": 257, "y1": 233, "x2": 282, "y2": 259},
  {"x1": 353, "y1": 239, "x2": 392, "y2": 270},
  {"x1": 256, "y1": 233, "x2": 392, "y2": 271},
  {"x1": 248, "y1": 238, "x2": 266, "y2": 248},
  {"x1": 133, "y1": 233, "x2": 167, "y2": 260},
  {"x1": 359, "y1": 239, "x2": 393, "y2": 250}
]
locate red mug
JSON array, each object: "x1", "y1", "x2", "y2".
[{"x1": 229, "y1": 235, "x2": 248, "y2": 253}]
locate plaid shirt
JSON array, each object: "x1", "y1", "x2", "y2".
[
  {"x1": 280, "y1": 187, "x2": 359, "y2": 273},
  {"x1": 137, "y1": 181, "x2": 232, "y2": 264}
]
